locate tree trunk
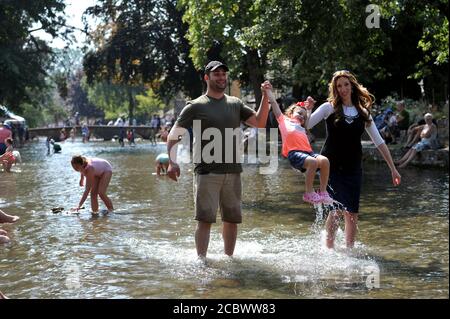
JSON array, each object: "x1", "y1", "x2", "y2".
[
  {"x1": 246, "y1": 48, "x2": 265, "y2": 110},
  {"x1": 128, "y1": 86, "x2": 135, "y2": 123},
  {"x1": 292, "y1": 84, "x2": 303, "y2": 100}
]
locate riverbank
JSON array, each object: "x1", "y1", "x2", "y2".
[{"x1": 311, "y1": 140, "x2": 449, "y2": 169}]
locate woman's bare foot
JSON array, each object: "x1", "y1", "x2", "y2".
[{"x1": 0, "y1": 210, "x2": 20, "y2": 223}]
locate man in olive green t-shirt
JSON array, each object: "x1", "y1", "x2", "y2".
[{"x1": 167, "y1": 60, "x2": 271, "y2": 258}]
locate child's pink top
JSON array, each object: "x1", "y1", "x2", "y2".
[
  {"x1": 277, "y1": 114, "x2": 312, "y2": 157},
  {"x1": 85, "y1": 158, "x2": 112, "y2": 176}
]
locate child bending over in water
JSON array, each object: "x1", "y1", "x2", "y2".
[
  {"x1": 266, "y1": 84, "x2": 333, "y2": 205},
  {"x1": 71, "y1": 155, "x2": 114, "y2": 216},
  {"x1": 155, "y1": 153, "x2": 169, "y2": 176}
]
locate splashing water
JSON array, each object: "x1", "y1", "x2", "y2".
[{"x1": 0, "y1": 140, "x2": 447, "y2": 298}]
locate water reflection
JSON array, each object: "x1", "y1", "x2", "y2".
[{"x1": 0, "y1": 139, "x2": 448, "y2": 298}]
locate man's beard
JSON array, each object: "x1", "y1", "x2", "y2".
[{"x1": 210, "y1": 81, "x2": 227, "y2": 92}]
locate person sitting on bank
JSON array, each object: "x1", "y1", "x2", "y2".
[
  {"x1": 403, "y1": 114, "x2": 438, "y2": 150},
  {"x1": 395, "y1": 100, "x2": 410, "y2": 137},
  {"x1": 395, "y1": 113, "x2": 438, "y2": 168},
  {"x1": 379, "y1": 109, "x2": 397, "y2": 144}
]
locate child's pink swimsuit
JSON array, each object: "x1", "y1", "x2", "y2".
[{"x1": 86, "y1": 158, "x2": 112, "y2": 177}]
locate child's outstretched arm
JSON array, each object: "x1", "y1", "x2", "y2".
[
  {"x1": 266, "y1": 84, "x2": 282, "y2": 118},
  {"x1": 79, "y1": 173, "x2": 84, "y2": 187},
  {"x1": 76, "y1": 171, "x2": 93, "y2": 210}
]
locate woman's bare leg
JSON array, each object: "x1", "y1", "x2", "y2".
[
  {"x1": 344, "y1": 212, "x2": 358, "y2": 248},
  {"x1": 325, "y1": 210, "x2": 341, "y2": 248}
]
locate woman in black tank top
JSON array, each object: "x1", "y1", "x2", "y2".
[{"x1": 312, "y1": 71, "x2": 401, "y2": 249}]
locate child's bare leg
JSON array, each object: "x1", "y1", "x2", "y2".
[
  {"x1": 99, "y1": 193, "x2": 113, "y2": 211},
  {"x1": 98, "y1": 172, "x2": 113, "y2": 211},
  {"x1": 90, "y1": 179, "x2": 100, "y2": 213},
  {"x1": 0, "y1": 209, "x2": 19, "y2": 223},
  {"x1": 303, "y1": 157, "x2": 318, "y2": 193},
  {"x1": 0, "y1": 290, "x2": 8, "y2": 299},
  {"x1": 316, "y1": 155, "x2": 330, "y2": 193}
]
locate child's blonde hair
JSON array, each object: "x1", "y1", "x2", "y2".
[
  {"x1": 284, "y1": 102, "x2": 309, "y2": 129},
  {"x1": 71, "y1": 155, "x2": 87, "y2": 167}
]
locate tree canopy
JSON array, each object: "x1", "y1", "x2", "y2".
[
  {"x1": 1, "y1": 1, "x2": 448, "y2": 127},
  {"x1": 0, "y1": 0, "x2": 72, "y2": 111}
]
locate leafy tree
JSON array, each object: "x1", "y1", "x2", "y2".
[
  {"x1": 135, "y1": 87, "x2": 165, "y2": 123},
  {"x1": 82, "y1": 79, "x2": 137, "y2": 122},
  {"x1": 180, "y1": 0, "x2": 447, "y2": 105},
  {"x1": 67, "y1": 70, "x2": 104, "y2": 120},
  {"x1": 180, "y1": 0, "x2": 268, "y2": 106},
  {"x1": 0, "y1": 0, "x2": 72, "y2": 111},
  {"x1": 82, "y1": 0, "x2": 202, "y2": 121}
]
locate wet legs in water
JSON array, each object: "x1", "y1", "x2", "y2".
[
  {"x1": 195, "y1": 221, "x2": 211, "y2": 257},
  {"x1": 195, "y1": 221, "x2": 237, "y2": 257},
  {"x1": 90, "y1": 172, "x2": 114, "y2": 214},
  {"x1": 222, "y1": 222, "x2": 237, "y2": 256},
  {"x1": 325, "y1": 210, "x2": 358, "y2": 249}
]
